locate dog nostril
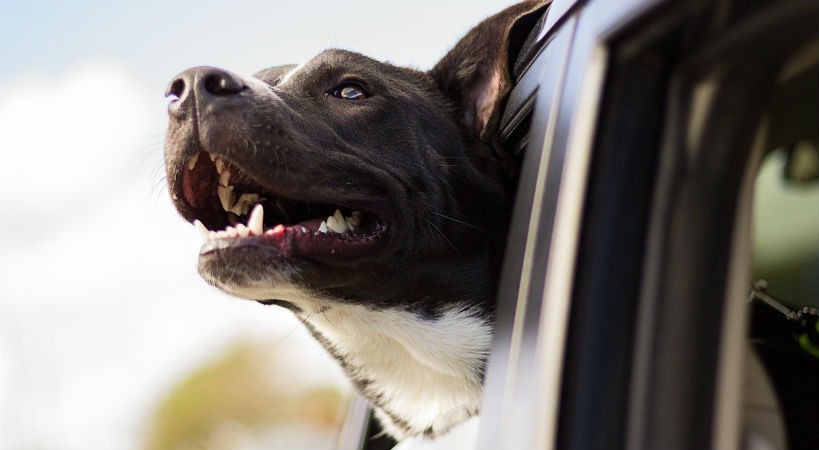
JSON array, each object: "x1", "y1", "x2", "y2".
[
  {"x1": 203, "y1": 72, "x2": 245, "y2": 96},
  {"x1": 165, "y1": 67, "x2": 244, "y2": 116},
  {"x1": 165, "y1": 78, "x2": 186, "y2": 100}
]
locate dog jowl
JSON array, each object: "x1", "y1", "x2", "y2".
[{"x1": 164, "y1": 0, "x2": 549, "y2": 440}]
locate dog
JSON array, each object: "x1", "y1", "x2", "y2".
[{"x1": 164, "y1": 0, "x2": 550, "y2": 440}]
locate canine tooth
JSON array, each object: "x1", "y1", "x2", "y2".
[
  {"x1": 247, "y1": 204, "x2": 264, "y2": 235},
  {"x1": 218, "y1": 185, "x2": 236, "y2": 211},
  {"x1": 215, "y1": 159, "x2": 225, "y2": 174},
  {"x1": 219, "y1": 169, "x2": 231, "y2": 187},
  {"x1": 193, "y1": 220, "x2": 210, "y2": 241},
  {"x1": 187, "y1": 153, "x2": 199, "y2": 170},
  {"x1": 318, "y1": 221, "x2": 329, "y2": 233},
  {"x1": 209, "y1": 153, "x2": 217, "y2": 162},
  {"x1": 236, "y1": 224, "x2": 250, "y2": 237}
]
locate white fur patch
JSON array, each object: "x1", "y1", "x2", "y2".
[{"x1": 304, "y1": 301, "x2": 491, "y2": 438}]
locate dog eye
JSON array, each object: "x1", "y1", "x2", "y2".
[{"x1": 332, "y1": 84, "x2": 367, "y2": 100}]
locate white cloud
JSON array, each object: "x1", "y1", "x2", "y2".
[{"x1": 0, "y1": 63, "x2": 162, "y2": 235}]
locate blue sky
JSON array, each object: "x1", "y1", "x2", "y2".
[
  {"x1": 0, "y1": 1, "x2": 513, "y2": 448},
  {"x1": 2, "y1": 0, "x2": 513, "y2": 86}
]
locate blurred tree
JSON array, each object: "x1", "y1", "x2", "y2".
[{"x1": 143, "y1": 340, "x2": 344, "y2": 450}]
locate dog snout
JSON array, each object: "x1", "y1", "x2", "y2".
[{"x1": 165, "y1": 66, "x2": 246, "y2": 118}]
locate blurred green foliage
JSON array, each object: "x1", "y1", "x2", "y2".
[{"x1": 143, "y1": 340, "x2": 344, "y2": 450}]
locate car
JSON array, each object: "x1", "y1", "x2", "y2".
[{"x1": 337, "y1": 0, "x2": 819, "y2": 448}]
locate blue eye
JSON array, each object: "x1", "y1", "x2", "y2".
[{"x1": 332, "y1": 84, "x2": 367, "y2": 100}]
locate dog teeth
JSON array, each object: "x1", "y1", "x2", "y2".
[
  {"x1": 346, "y1": 211, "x2": 361, "y2": 231},
  {"x1": 217, "y1": 185, "x2": 235, "y2": 211},
  {"x1": 209, "y1": 154, "x2": 261, "y2": 216},
  {"x1": 219, "y1": 169, "x2": 231, "y2": 187},
  {"x1": 247, "y1": 204, "x2": 264, "y2": 236},
  {"x1": 326, "y1": 209, "x2": 349, "y2": 233},
  {"x1": 187, "y1": 153, "x2": 199, "y2": 170},
  {"x1": 230, "y1": 193, "x2": 260, "y2": 216},
  {"x1": 316, "y1": 210, "x2": 363, "y2": 234},
  {"x1": 206, "y1": 154, "x2": 265, "y2": 218},
  {"x1": 193, "y1": 220, "x2": 210, "y2": 240},
  {"x1": 191, "y1": 150, "x2": 368, "y2": 242},
  {"x1": 196, "y1": 205, "x2": 365, "y2": 243},
  {"x1": 195, "y1": 203, "x2": 265, "y2": 244}
]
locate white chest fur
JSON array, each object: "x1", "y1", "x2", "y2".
[
  {"x1": 215, "y1": 280, "x2": 492, "y2": 438},
  {"x1": 303, "y1": 302, "x2": 492, "y2": 438}
]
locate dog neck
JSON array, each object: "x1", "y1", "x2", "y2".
[{"x1": 298, "y1": 299, "x2": 492, "y2": 439}]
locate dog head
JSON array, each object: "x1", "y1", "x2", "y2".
[{"x1": 164, "y1": 0, "x2": 549, "y2": 439}]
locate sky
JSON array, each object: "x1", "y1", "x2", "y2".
[{"x1": 0, "y1": 1, "x2": 514, "y2": 448}]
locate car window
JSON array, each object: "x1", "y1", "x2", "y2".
[{"x1": 752, "y1": 144, "x2": 819, "y2": 308}]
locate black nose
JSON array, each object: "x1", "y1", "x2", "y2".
[{"x1": 165, "y1": 66, "x2": 246, "y2": 117}]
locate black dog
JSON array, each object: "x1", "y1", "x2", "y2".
[{"x1": 164, "y1": 0, "x2": 549, "y2": 439}]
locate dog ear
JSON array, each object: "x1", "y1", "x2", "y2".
[{"x1": 429, "y1": 0, "x2": 550, "y2": 142}]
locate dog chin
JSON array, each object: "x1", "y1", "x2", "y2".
[{"x1": 198, "y1": 249, "x2": 305, "y2": 301}]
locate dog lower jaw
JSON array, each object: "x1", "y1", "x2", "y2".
[{"x1": 198, "y1": 222, "x2": 389, "y2": 268}]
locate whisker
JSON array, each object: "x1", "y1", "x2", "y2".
[
  {"x1": 266, "y1": 312, "x2": 313, "y2": 348},
  {"x1": 427, "y1": 220, "x2": 460, "y2": 255},
  {"x1": 430, "y1": 211, "x2": 496, "y2": 236},
  {"x1": 442, "y1": 156, "x2": 481, "y2": 162},
  {"x1": 150, "y1": 176, "x2": 169, "y2": 200}
]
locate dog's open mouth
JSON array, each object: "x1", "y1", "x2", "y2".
[{"x1": 177, "y1": 150, "x2": 388, "y2": 262}]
